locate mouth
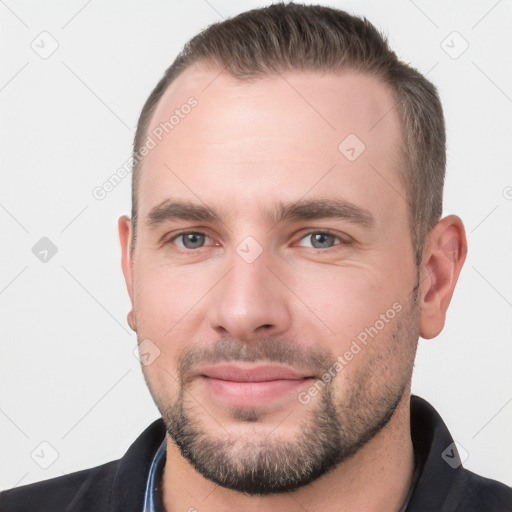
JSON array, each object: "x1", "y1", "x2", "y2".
[{"x1": 196, "y1": 363, "x2": 315, "y2": 407}]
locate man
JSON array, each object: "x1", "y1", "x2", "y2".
[{"x1": 1, "y1": 3, "x2": 511, "y2": 511}]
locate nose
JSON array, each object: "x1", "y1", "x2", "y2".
[{"x1": 208, "y1": 250, "x2": 292, "y2": 341}]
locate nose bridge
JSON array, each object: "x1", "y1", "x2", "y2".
[
  {"x1": 228, "y1": 250, "x2": 269, "y2": 309},
  {"x1": 209, "y1": 244, "x2": 291, "y2": 339}
]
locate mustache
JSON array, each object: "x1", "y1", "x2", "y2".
[{"x1": 178, "y1": 336, "x2": 334, "y2": 383}]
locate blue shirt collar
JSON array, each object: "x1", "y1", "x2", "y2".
[{"x1": 143, "y1": 438, "x2": 167, "y2": 512}]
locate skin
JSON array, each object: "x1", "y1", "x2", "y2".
[{"x1": 119, "y1": 63, "x2": 467, "y2": 511}]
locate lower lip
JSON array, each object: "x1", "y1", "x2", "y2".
[{"x1": 201, "y1": 376, "x2": 311, "y2": 407}]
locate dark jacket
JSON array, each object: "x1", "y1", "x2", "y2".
[{"x1": 1, "y1": 396, "x2": 511, "y2": 511}]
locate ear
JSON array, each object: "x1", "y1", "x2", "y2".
[
  {"x1": 419, "y1": 215, "x2": 467, "y2": 339},
  {"x1": 118, "y1": 215, "x2": 136, "y2": 331}
]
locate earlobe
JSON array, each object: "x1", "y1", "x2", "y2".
[
  {"x1": 118, "y1": 215, "x2": 136, "y2": 326},
  {"x1": 127, "y1": 310, "x2": 137, "y2": 332},
  {"x1": 419, "y1": 215, "x2": 467, "y2": 339}
]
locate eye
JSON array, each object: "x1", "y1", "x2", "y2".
[
  {"x1": 174, "y1": 232, "x2": 209, "y2": 249},
  {"x1": 297, "y1": 232, "x2": 342, "y2": 249}
]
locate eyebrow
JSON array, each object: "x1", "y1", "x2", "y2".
[
  {"x1": 146, "y1": 199, "x2": 221, "y2": 229},
  {"x1": 272, "y1": 198, "x2": 374, "y2": 227},
  {"x1": 145, "y1": 197, "x2": 374, "y2": 229}
]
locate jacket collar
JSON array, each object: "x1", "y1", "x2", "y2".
[
  {"x1": 108, "y1": 419, "x2": 166, "y2": 512},
  {"x1": 407, "y1": 395, "x2": 467, "y2": 510},
  {"x1": 108, "y1": 395, "x2": 464, "y2": 511}
]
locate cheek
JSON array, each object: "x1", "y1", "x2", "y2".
[
  {"x1": 133, "y1": 259, "x2": 212, "y2": 334},
  {"x1": 132, "y1": 259, "x2": 223, "y2": 389},
  {"x1": 132, "y1": 265, "x2": 190, "y2": 376},
  {"x1": 132, "y1": 266, "x2": 204, "y2": 407},
  {"x1": 289, "y1": 263, "x2": 405, "y2": 346}
]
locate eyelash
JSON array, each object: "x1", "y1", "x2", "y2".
[
  {"x1": 297, "y1": 229, "x2": 349, "y2": 249},
  {"x1": 164, "y1": 231, "x2": 216, "y2": 249},
  {"x1": 164, "y1": 229, "x2": 351, "y2": 251}
]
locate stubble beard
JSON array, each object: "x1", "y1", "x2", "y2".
[{"x1": 145, "y1": 291, "x2": 420, "y2": 495}]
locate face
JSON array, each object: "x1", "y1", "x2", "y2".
[{"x1": 120, "y1": 64, "x2": 421, "y2": 494}]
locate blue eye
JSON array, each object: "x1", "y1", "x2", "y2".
[
  {"x1": 176, "y1": 233, "x2": 207, "y2": 249},
  {"x1": 298, "y1": 232, "x2": 340, "y2": 249}
]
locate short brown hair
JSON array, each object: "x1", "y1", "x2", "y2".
[{"x1": 131, "y1": 2, "x2": 445, "y2": 264}]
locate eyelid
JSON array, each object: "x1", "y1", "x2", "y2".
[
  {"x1": 162, "y1": 229, "x2": 218, "y2": 248},
  {"x1": 293, "y1": 228, "x2": 352, "y2": 246},
  {"x1": 160, "y1": 228, "x2": 353, "y2": 250}
]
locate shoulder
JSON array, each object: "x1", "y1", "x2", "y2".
[
  {"x1": 0, "y1": 419, "x2": 166, "y2": 512},
  {"x1": 408, "y1": 396, "x2": 512, "y2": 511},
  {"x1": 455, "y1": 468, "x2": 512, "y2": 511},
  {"x1": 0, "y1": 460, "x2": 118, "y2": 512}
]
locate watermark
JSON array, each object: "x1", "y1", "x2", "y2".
[
  {"x1": 30, "y1": 31, "x2": 59, "y2": 60},
  {"x1": 298, "y1": 301, "x2": 403, "y2": 404},
  {"x1": 236, "y1": 236, "x2": 263, "y2": 263},
  {"x1": 440, "y1": 31, "x2": 469, "y2": 60},
  {"x1": 133, "y1": 338, "x2": 161, "y2": 366},
  {"x1": 441, "y1": 441, "x2": 469, "y2": 469},
  {"x1": 32, "y1": 236, "x2": 58, "y2": 263},
  {"x1": 92, "y1": 96, "x2": 198, "y2": 201},
  {"x1": 338, "y1": 133, "x2": 366, "y2": 162},
  {"x1": 30, "y1": 441, "x2": 59, "y2": 469}
]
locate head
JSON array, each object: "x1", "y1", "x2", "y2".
[
  {"x1": 130, "y1": 3, "x2": 446, "y2": 266},
  {"x1": 119, "y1": 2, "x2": 466, "y2": 495}
]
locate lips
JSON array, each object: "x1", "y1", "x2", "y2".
[
  {"x1": 200, "y1": 364, "x2": 310, "y2": 382},
  {"x1": 196, "y1": 364, "x2": 314, "y2": 408}
]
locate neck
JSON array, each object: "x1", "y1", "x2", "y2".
[{"x1": 161, "y1": 391, "x2": 414, "y2": 512}]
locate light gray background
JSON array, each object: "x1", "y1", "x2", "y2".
[{"x1": 1, "y1": 0, "x2": 511, "y2": 491}]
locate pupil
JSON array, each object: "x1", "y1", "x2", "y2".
[
  {"x1": 184, "y1": 233, "x2": 204, "y2": 248},
  {"x1": 312, "y1": 233, "x2": 333, "y2": 248}
]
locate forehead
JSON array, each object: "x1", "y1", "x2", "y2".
[{"x1": 138, "y1": 63, "x2": 405, "y2": 224}]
